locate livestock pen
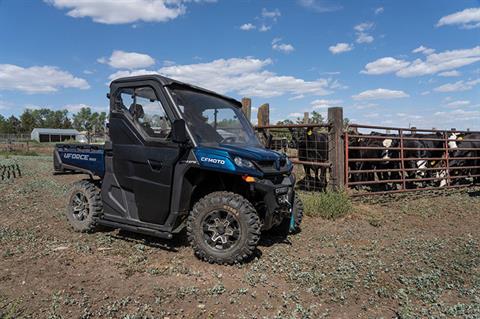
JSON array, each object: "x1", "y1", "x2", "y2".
[
  {"x1": 345, "y1": 124, "x2": 480, "y2": 196},
  {"x1": 248, "y1": 103, "x2": 479, "y2": 196}
]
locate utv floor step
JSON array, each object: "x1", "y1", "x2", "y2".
[{"x1": 98, "y1": 220, "x2": 173, "y2": 239}]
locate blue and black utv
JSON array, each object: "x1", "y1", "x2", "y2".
[{"x1": 54, "y1": 75, "x2": 303, "y2": 264}]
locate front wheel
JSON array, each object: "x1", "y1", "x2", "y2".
[{"x1": 187, "y1": 191, "x2": 261, "y2": 265}]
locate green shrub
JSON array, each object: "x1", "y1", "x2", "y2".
[{"x1": 298, "y1": 190, "x2": 352, "y2": 219}]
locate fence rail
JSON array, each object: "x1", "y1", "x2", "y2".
[{"x1": 345, "y1": 124, "x2": 480, "y2": 196}]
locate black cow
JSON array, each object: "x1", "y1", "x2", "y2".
[
  {"x1": 450, "y1": 133, "x2": 480, "y2": 184},
  {"x1": 403, "y1": 132, "x2": 451, "y2": 188},
  {"x1": 351, "y1": 132, "x2": 400, "y2": 190},
  {"x1": 290, "y1": 127, "x2": 328, "y2": 190}
]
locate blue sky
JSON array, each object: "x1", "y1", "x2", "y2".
[{"x1": 0, "y1": 0, "x2": 479, "y2": 129}]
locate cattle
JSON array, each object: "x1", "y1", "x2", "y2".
[
  {"x1": 449, "y1": 133, "x2": 480, "y2": 184},
  {"x1": 349, "y1": 132, "x2": 400, "y2": 190},
  {"x1": 289, "y1": 127, "x2": 328, "y2": 190},
  {"x1": 401, "y1": 131, "x2": 466, "y2": 188}
]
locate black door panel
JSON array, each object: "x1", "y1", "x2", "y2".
[{"x1": 106, "y1": 84, "x2": 180, "y2": 226}]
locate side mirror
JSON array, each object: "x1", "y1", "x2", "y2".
[{"x1": 172, "y1": 119, "x2": 188, "y2": 144}]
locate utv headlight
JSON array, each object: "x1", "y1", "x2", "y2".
[{"x1": 234, "y1": 157, "x2": 255, "y2": 169}]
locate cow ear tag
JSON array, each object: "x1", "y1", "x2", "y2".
[
  {"x1": 458, "y1": 136, "x2": 463, "y2": 140},
  {"x1": 307, "y1": 129, "x2": 313, "y2": 136},
  {"x1": 430, "y1": 161, "x2": 436, "y2": 166}
]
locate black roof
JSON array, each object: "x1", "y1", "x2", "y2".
[{"x1": 110, "y1": 74, "x2": 242, "y2": 107}]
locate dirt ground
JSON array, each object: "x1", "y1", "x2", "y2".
[{"x1": 1, "y1": 156, "x2": 479, "y2": 319}]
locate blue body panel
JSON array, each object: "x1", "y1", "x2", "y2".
[
  {"x1": 56, "y1": 144, "x2": 105, "y2": 176},
  {"x1": 194, "y1": 144, "x2": 289, "y2": 177}
]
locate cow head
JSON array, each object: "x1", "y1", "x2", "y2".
[
  {"x1": 381, "y1": 138, "x2": 393, "y2": 161},
  {"x1": 448, "y1": 132, "x2": 460, "y2": 149}
]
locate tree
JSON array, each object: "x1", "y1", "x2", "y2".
[
  {"x1": 310, "y1": 111, "x2": 324, "y2": 124},
  {"x1": 4, "y1": 116, "x2": 21, "y2": 134},
  {"x1": 72, "y1": 107, "x2": 107, "y2": 141},
  {"x1": 20, "y1": 109, "x2": 36, "y2": 133},
  {"x1": 0, "y1": 115, "x2": 6, "y2": 134},
  {"x1": 276, "y1": 119, "x2": 294, "y2": 125}
]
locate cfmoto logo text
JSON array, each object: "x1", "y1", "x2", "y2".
[
  {"x1": 200, "y1": 157, "x2": 226, "y2": 165},
  {"x1": 64, "y1": 153, "x2": 90, "y2": 161}
]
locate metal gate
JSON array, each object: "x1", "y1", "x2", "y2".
[
  {"x1": 256, "y1": 123, "x2": 332, "y2": 191},
  {"x1": 345, "y1": 124, "x2": 480, "y2": 196}
]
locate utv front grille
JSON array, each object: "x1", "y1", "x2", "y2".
[{"x1": 254, "y1": 159, "x2": 288, "y2": 174}]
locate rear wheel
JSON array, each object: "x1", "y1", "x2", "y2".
[
  {"x1": 187, "y1": 191, "x2": 261, "y2": 265},
  {"x1": 66, "y1": 180, "x2": 103, "y2": 232}
]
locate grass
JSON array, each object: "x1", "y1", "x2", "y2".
[
  {"x1": 0, "y1": 150, "x2": 38, "y2": 157},
  {"x1": 298, "y1": 190, "x2": 352, "y2": 219}
]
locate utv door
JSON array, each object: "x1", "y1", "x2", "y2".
[{"x1": 104, "y1": 82, "x2": 180, "y2": 226}]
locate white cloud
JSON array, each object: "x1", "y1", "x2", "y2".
[
  {"x1": 446, "y1": 100, "x2": 470, "y2": 108},
  {"x1": 437, "y1": 7, "x2": 480, "y2": 29},
  {"x1": 434, "y1": 109, "x2": 480, "y2": 121},
  {"x1": 259, "y1": 24, "x2": 271, "y2": 32},
  {"x1": 433, "y1": 78, "x2": 480, "y2": 92},
  {"x1": 361, "y1": 57, "x2": 410, "y2": 75},
  {"x1": 45, "y1": 0, "x2": 215, "y2": 24},
  {"x1": 329, "y1": 42, "x2": 353, "y2": 54},
  {"x1": 289, "y1": 112, "x2": 304, "y2": 118},
  {"x1": 162, "y1": 60, "x2": 176, "y2": 67},
  {"x1": 362, "y1": 46, "x2": 480, "y2": 77},
  {"x1": 98, "y1": 50, "x2": 155, "y2": 69},
  {"x1": 0, "y1": 64, "x2": 89, "y2": 94},
  {"x1": 374, "y1": 7, "x2": 384, "y2": 15},
  {"x1": 352, "y1": 88, "x2": 409, "y2": 100},
  {"x1": 272, "y1": 38, "x2": 295, "y2": 53},
  {"x1": 297, "y1": 0, "x2": 342, "y2": 13},
  {"x1": 108, "y1": 69, "x2": 158, "y2": 81},
  {"x1": 0, "y1": 100, "x2": 13, "y2": 110},
  {"x1": 288, "y1": 94, "x2": 305, "y2": 100},
  {"x1": 356, "y1": 33, "x2": 374, "y2": 44},
  {"x1": 109, "y1": 57, "x2": 338, "y2": 98},
  {"x1": 63, "y1": 103, "x2": 106, "y2": 113},
  {"x1": 438, "y1": 70, "x2": 461, "y2": 77},
  {"x1": 354, "y1": 22, "x2": 374, "y2": 44},
  {"x1": 261, "y1": 8, "x2": 281, "y2": 19},
  {"x1": 412, "y1": 45, "x2": 435, "y2": 55},
  {"x1": 240, "y1": 23, "x2": 255, "y2": 31},
  {"x1": 311, "y1": 99, "x2": 342, "y2": 109}
]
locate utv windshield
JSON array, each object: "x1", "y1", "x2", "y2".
[{"x1": 169, "y1": 87, "x2": 261, "y2": 147}]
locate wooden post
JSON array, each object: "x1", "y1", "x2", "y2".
[
  {"x1": 303, "y1": 112, "x2": 309, "y2": 124},
  {"x1": 328, "y1": 107, "x2": 345, "y2": 191},
  {"x1": 257, "y1": 103, "x2": 270, "y2": 127},
  {"x1": 241, "y1": 98, "x2": 252, "y2": 122}
]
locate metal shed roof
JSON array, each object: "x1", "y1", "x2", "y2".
[{"x1": 31, "y1": 128, "x2": 80, "y2": 135}]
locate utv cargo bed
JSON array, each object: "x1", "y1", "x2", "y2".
[{"x1": 54, "y1": 144, "x2": 105, "y2": 177}]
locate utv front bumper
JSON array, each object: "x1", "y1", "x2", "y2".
[{"x1": 251, "y1": 174, "x2": 296, "y2": 230}]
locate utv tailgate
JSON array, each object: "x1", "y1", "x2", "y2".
[{"x1": 54, "y1": 144, "x2": 105, "y2": 177}]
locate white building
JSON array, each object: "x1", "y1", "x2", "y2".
[{"x1": 31, "y1": 128, "x2": 80, "y2": 143}]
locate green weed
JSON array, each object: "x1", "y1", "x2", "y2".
[{"x1": 298, "y1": 191, "x2": 352, "y2": 219}]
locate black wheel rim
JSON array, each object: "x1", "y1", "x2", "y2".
[
  {"x1": 71, "y1": 192, "x2": 89, "y2": 221},
  {"x1": 202, "y1": 210, "x2": 241, "y2": 251}
]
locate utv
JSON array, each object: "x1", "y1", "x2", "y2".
[{"x1": 54, "y1": 75, "x2": 303, "y2": 264}]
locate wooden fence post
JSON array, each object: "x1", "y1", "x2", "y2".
[
  {"x1": 241, "y1": 98, "x2": 252, "y2": 122},
  {"x1": 303, "y1": 112, "x2": 309, "y2": 124},
  {"x1": 328, "y1": 107, "x2": 345, "y2": 191},
  {"x1": 257, "y1": 103, "x2": 270, "y2": 127}
]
